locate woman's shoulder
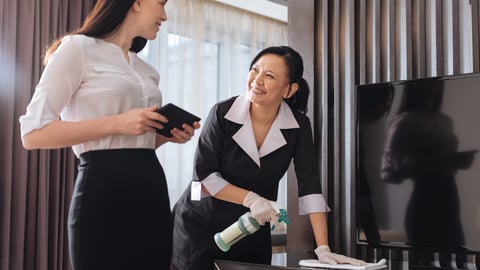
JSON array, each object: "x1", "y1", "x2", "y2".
[
  {"x1": 210, "y1": 96, "x2": 238, "y2": 113},
  {"x1": 61, "y1": 34, "x2": 96, "y2": 45},
  {"x1": 46, "y1": 34, "x2": 92, "y2": 61},
  {"x1": 202, "y1": 96, "x2": 239, "y2": 124},
  {"x1": 290, "y1": 109, "x2": 311, "y2": 127},
  {"x1": 217, "y1": 96, "x2": 238, "y2": 107},
  {"x1": 55, "y1": 34, "x2": 98, "y2": 55}
]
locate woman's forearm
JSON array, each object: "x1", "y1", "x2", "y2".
[
  {"x1": 22, "y1": 117, "x2": 117, "y2": 149},
  {"x1": 309, "y1": 212, "x2": 329, "y2": 247},
  {"x1": 212, "y1": 184, "x2": 250, "y2": 205}
]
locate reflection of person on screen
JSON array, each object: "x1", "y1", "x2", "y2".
[
  {"x1": 380, "y1": 81, "x2": 476, "y2": 265},
  {"x1": 357, "y1": 86, "x2": 393, "y2": 246}
]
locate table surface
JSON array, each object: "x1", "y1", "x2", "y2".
[
  {"x1": 214, "y1": 259, "x2": 388, "y2": 270},
  {"x1": 214, "y1": 260, "x2": 311, "y2": 270}
]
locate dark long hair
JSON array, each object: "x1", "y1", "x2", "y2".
[
  {"x1": 44, "y1": 0, "x2": 147, "y2": 64},
  {"x1": 249, "y1": 46, "x2": 310, "y2": 114}
]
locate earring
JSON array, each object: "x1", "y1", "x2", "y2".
[{"x1": 137, "y1": 8, "x2": 141, "y2": 12}]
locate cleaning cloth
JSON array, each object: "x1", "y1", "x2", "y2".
[{"x1": 299, "y1": 258, "x2": 387, "y2": 270}]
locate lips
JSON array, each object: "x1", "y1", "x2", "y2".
[{"x1": 250, "y1": 87, "x2": 266, "y2": 95}]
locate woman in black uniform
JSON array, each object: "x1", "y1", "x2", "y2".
[
  {"x1": 170, "y1": 46, "x2": 365, "y2": 270},
  {"x1": 19, "y1": 0, "x2": 199, "y2": 269}
]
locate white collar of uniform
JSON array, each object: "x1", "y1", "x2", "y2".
[{"x1": 225, "y1": 93, "x2": 300, "y2": 167}]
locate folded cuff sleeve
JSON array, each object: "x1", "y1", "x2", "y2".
[
  {"x1": 201, "y1": 172, "x2": 229, "y2": 196},
  {"x1": 298, "y1": 194, "x2": 331, "y2": 215}
]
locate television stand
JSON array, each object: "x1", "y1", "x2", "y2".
[{"x1": 357, "y1": 244, "x2": 479, "y2": 270}]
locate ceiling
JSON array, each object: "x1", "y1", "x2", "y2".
[
  {"x1": 214, "y1": 0, "x2": 287, "y2": 22},
  {"x1": 268, "y1": 0, "x2": 288, "y2": 6}
]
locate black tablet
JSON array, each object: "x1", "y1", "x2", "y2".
[{"x1": 155, "y1": 103, "x2": 201, "y2": 137}]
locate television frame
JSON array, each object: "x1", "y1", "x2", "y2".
[{"x1": 353, "y1": 72, "x2": 480, "y2": 256}]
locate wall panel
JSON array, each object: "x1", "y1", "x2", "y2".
[{"x1": 288, "y1": 0, "x2": 479, "y2": 263}]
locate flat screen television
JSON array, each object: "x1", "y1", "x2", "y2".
[{"x1": 355, "y1": 73, "x2": 480, "y2": 253}]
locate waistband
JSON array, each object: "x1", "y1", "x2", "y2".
[{"x1": 79, "y1": 148, "x2": 156, "y2": 164}]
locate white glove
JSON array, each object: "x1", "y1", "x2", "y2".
[
  {"x1": 314, "y1": 245, "x2": 366, "y2": 266},
  {"x1": 242, "y1": 191, "x2": 277, "y2": 225}
]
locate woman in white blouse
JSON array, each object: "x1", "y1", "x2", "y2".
[{"x1": 19, "y1": 0, "x2": 199, "y2": 269}]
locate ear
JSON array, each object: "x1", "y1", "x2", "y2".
[
  {"x1": 284, "y1": 83, "x2": 299, "y2": 99},
  {"x1": 132, "y1": 1, "x2": 141, "y2": 12}
]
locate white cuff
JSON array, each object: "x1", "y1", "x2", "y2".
[
  {"x1": 201, "y1": 172, "x2": 229, "y2": 196},
  {"x1": 298, "y1": 194, "x2": 331, "y2": 215}
]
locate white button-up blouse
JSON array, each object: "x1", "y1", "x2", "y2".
[{"x1": 19, "y1": 34, "x2": 162, "y2": 157}]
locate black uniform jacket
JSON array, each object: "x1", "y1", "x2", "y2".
[{"x1": 171, "y1": 95, "x2": 323, "y2": 270}]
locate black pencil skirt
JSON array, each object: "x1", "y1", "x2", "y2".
[{"x1": 68, "y1": 148, "x2": 173, "y2": 270}]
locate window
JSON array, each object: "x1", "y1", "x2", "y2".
[
  {"x1": 139, "y1": 0, "x2": 287, "y2": 206},
  {"x1": 139, "y1": 0, "x2": 288, "y2": 265}
]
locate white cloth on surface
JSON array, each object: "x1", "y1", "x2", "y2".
[{"x1": 299, "y1": 258, "x2": 387, "y2": 270}]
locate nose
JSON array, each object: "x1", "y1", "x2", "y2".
[
  {"x1": 253, "y1": 73, "x2": 264, "y2": 86},
  {"x1": 161, "y1": 7, "x2": 168, "y2": 21}
]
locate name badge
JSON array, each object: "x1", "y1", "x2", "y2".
[{"x1": 191, "y1": 181, "x2": 201, "y2": 201}]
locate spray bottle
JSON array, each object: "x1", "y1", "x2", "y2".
[{"x1": 214, "y1": 207, "x2": 290, "y2": 252}]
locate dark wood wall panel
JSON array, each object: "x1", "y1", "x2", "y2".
[{"x1": 287, "y1": 0, "x2": 480, "y2": 264}]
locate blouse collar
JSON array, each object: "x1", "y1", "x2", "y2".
[{"x1": 224, "y1": 93, "x2": 299, "y2": 167}]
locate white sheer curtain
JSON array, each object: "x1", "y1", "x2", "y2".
[{"x1": 139, "y1": 0, "x2": 287, "y2": 207}]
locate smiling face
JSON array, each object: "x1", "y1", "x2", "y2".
[
  {"x1": 247, "y1": 54, "x2": 296, "y2": 109},
  {"x1": 133, "y1": 0, "x2": 168, "y2": 40}
]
